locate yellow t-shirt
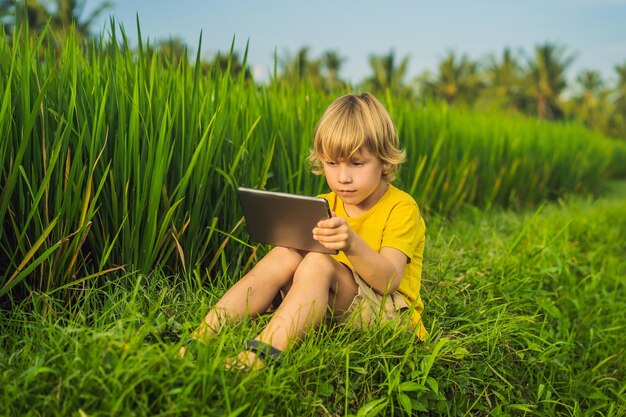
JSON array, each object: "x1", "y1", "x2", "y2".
[{"x1": 318, "y1": 184, "x2": 427, "y2": 338}]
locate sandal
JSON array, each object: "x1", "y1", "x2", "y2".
[
  {"x1": 178, "y1": 338, "x2": 203, "y2": 360},
  {"x1": 245, "y1": 339, "x2": 283, "y2": 366}
]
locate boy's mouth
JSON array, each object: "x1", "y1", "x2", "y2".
[{"x1": 338, "y1": 190, "x2": 356, "y2": 195}]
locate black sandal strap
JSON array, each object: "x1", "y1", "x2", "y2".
[{"x1": 245, "y1": 339, "x2": 283, "y2": 365}]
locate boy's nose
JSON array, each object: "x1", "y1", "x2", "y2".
[{"x1": 338, "y1": 167, "x2": 352, "y2": 183}]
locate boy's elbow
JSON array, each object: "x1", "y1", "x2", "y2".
[
  {"x1": 388, "y1": 276, "x2": 402, "y2": 294},
  {"x1": 375, "y1": 270, "x2": 402, "y2": 295},
  {"x1": 388, "y1": 265, "x2": 404, "y2": 292}
]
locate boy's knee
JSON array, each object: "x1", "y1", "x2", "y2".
[
  {"x1": 303, "y1": 251, "x2": 335, "y2": 269},
  {"x1": 294, "y1": 252, "x2": 336, "y2": 282}
]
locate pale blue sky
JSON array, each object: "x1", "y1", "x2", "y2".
[{"x1": 88, "y1": 0, "x2": 626, "y2": 87}]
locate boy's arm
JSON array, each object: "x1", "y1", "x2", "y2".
[{"x1": 313, "y1": 216, "x2": 407, "y2": 294}]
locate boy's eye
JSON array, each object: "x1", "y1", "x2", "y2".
[
  {"x1": 325, "y1": 161, "x2": 337, "y2": 166},
  {"x1": 351, "y1": 161, "x2": 365, "y2": 166}
]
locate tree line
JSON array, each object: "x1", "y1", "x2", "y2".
[
  {"x1": 275, "y1": 46, "x2": 626, "y2": 141},
  {"x1": 2, "y1": 0, "x2": 626, "y2": 140}
]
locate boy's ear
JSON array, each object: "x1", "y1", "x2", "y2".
[{"x1": 382, "y1": 162, "x2": 396, "y2": 181}]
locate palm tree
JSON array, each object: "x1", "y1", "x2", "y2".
[
  {"x1": 425, "y1": 50, "x2": 483, "y2": 106},
  {"x1": 153, "y1": 36, "x2": 188, "y2": 67},
  {"x1": 1, "y1": 0, "x2": 111, "y2": 42},
  {"x1": 573, "y1": 70, "x2": 604, "y2": 129},
  {"x1": 366, "y1": 50, "x2": 410, "y2": 96},
  {"x1": 52, "y1": 0, "x2": 112, "y2": 40},
  {"x1": 1, "y1": 0, "x2": 48, "y2": 37},
  {"x1": 321, "y1": 50, "x2": 345, "y2": 90},
  {"x1": 209, "y1": 51, "x2": 252, "y2": 80},
  {"x1": 609, "y1": 62, "x2": 626, "y2": 139},
  {"x1": 614, "y1": 62, "x2": 626, "y2": 109},
  {"x1": 278, "y1": 46, "x2": 322, "y2": 85},
  {"x1": 523, "y1": 43, "x2": 575, "y2": 120},
  {"x1": 484, "y1": 48, "x2": 523, "y2": 110}
]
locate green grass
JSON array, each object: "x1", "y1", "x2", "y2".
[{"x1": 2, "y1": 186, "x2": 624, "y2": 416}]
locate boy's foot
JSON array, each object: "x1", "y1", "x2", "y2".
[
  {"x1": 224, "y1": 350, "x2": 265, "y2": 371},
  {"x1": 224, "y1": 339, "x2": 283, "y2": 371},
  {"x1": 178, "y1": 345, "x2": 190, "y2": 358},
  {"x1": 178, "y1": 338, "x2": 208, "y2": 359},
  {"x1": 178, "y1": 321, "x2": 222, "y2": 359}
]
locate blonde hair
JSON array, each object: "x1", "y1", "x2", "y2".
[{"x1": 308, "y1": 93, "x2": 405, "y2": 181}]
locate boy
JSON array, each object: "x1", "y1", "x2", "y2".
[{"x1": 183, "y1": 93, "x2": 426, "y2": 370}]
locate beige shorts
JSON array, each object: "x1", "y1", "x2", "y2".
[{"x1": 335, "y1": 269, "x2": 412, "y2": 330}]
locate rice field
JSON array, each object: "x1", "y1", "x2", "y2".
[{"x1": 1, "y1": 25, "x2": 624, "y2": 297}]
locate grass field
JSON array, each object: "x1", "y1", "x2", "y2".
[{"x1": 2, "y1": 184, "x2": 624, "y2": 416}]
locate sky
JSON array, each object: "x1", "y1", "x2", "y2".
[{"x1": 87, "y1": 0, "x2": 626, "y2": 87}]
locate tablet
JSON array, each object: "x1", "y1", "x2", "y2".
[{"x1": 237, "y1": 187, "x2": 337, "y2": 254}]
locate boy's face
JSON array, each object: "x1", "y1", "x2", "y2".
[{"x1": 322, "y1": 148, "x2": 387, "y2": 212}]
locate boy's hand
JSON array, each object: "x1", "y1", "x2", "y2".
[{"x1": 312, "y1": 213, "x2": 352, "y2": 252}]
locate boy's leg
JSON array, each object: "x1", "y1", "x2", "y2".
[
  {"x1": 192, "y1": 246, "x2": 304, "y2": 341},
  {"x1": 231, "y1": 252, "x2": 358, "y2": 367}
]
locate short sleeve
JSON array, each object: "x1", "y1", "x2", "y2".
[{"x1": 381, "y1": 202, "x2": 424, "y2": 262}]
